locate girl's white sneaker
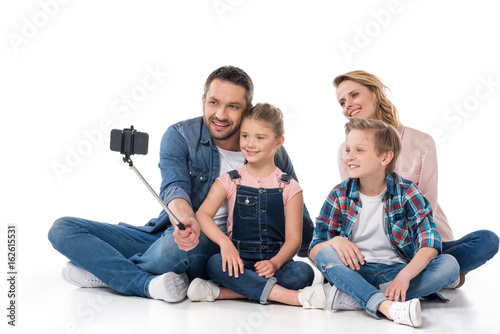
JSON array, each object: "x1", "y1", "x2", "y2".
[{"x1": 187, "y1": 278, "x2": 220, "y2": 302}]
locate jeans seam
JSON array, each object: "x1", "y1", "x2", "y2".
[{"x1": 78, "y1": 224, "x2": 154, "y2": 247}]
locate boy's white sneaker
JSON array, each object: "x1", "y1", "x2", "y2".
[
  {"x1": 62, "y1": 262, "x2": 108, "y2": 288},
  {"x1": 298, "y1": 284, "x2": 327, "y2": 309},
  {"x1": 325, "y1": 284, "x2": 362, "y2": 311},
  {"x1": 187, "y1": 278, "x2": 220, "y2": 302},
  {"x1": 445, "y1": 273, "x2": 466, "y2": 289},
  {"x1": 389, "y1": 299, "x2": 423, "y2": 328},
  {"x1": 148, "y1": 272, "x2": 189, "y2": 302}
]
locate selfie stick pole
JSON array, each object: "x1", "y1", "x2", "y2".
[{"x1": 123, "y1": 154, "x2": 186, "y2": 230}]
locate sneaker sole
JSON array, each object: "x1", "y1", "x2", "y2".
[
  {"x1": 326, "y1": 285, "x2": 336, "y2": 310},
  {"x1": 409, "y1": 299, "x2": 423, "y2": 328},
  {"x1": 455, "y1": 273, "x2": 466, "y2": 289},
  {"x1": 164, "y1": 272, "x2": 188, "y2": 302},
  {"x1": 187, "y1": 278, "x2": 218, "y2": 302}
]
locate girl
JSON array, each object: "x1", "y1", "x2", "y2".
[
  {"x1": 333, "y1": 70, "x2": 498, "y2": 289},
  {"x1": 188, "y1": 103, "x2": 325, "y2": 308}
]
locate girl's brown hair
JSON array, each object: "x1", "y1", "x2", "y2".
[{"x1": 242, "y1": 103, "x2": 284, "y2": 138}]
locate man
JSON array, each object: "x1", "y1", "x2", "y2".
[{"x1": 48, "y1": 66, "x2": 314, "y2": 303}]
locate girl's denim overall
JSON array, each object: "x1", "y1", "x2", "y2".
[{"x1": 207, "y1": 170, "x2": 314, "y2": 303}]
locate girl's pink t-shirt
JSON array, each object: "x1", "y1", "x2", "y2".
[{"x1": 217, "y1": 165, "x2": 302, "y2": 238}]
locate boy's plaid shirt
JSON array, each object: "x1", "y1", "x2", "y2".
[{"x1": 309, "y1": 173, "x2": 442, "y2": 262}]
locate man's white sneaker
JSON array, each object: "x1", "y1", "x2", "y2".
[
  {"x1": 389, "y1": 299, "x2": 423, "y2": 328},
  {"x1": 298, "y1": 284, "x2": 327, "y2": 309},
  {"x1": 325, "y1": 284, "x2": 362, "y2": 311},
  {"x1": 62, "y1": 262, "x2": 108, "y2": 288},
  {"x1": 148, "y1": 272, "x2": 189, "y2": 302},
  {"x1": 187, "y1": 278, "x2": 220, "y2": 302}
]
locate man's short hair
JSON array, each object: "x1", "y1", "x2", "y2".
[
  {"x1": 204, "y1": 66, "x2": 254, "y2": 108},
  {"x1": 345, "y1": 118, "x2": 401, "y2": 174}
]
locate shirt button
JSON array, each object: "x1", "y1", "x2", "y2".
[
  {"x1": 199, "y1": 177, "x2": 203, "y2": 180},
  {"x1": 259, "y1": 209, "x2": 265, "y2": 214},
  {"x1": 261, "y1": 245, "x2": 267, "y2": 250},
  {"x1": 260, "y1": 229, "x2": 265, "y2": 234},
  {"x1": 259, "y1": 189, "x2": 265, "y2": 194}
]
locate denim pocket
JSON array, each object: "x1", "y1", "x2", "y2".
[
  {"x1": 236, "y1": 195, "x2": 258, "y2": 219},
  {"x1": 188, "y1": 162, "x2": 209, "y2": 203}
]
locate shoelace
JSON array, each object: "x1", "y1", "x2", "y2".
[{"x1": 391, "y1": 304, "x2": 413, "y2": 326}]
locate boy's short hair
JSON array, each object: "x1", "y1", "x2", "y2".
[{"x1": 345, "y1": 118, "x2": 401, "y2": 174}]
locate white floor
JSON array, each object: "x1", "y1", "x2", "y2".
[{"x1": 10, "y1": 253, "x2": 499, "y2": 334}]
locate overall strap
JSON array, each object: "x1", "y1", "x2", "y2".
[
  {"x1": 278, "y1": 173, "x2": 290, "y2": 192},
  {"x1": 228, "y1": 170, "x2": 242, "y2": 189}
]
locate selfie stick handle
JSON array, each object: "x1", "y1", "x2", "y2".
[{"x1": 126, "y1": 157, "x2": 186, "y2": 230}]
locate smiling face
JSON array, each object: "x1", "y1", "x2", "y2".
[
  {"x1": 202, "y1": 79, "x2": 247, "y2": 150},
  {"x1": 344, "y1": 129, "x2": 389, "y2": 181},
  {"x1": 337, "y1": 80, "x2": 377, "y2": 120},
  {"x1": 239, "y1": 118, "x2": 284, "y2": 168}
]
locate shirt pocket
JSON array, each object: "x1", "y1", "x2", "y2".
[
  {"x1": 236, "y1": 194, "x2": 258, "y2": 220},
  {"x1": 188, "y1": 162, "x2": 209, "y2": 203}
]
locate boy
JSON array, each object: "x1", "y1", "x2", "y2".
[{"x1": 309, "y1": 118, "x2": 459, "y2": 327}]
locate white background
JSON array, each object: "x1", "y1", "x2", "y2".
[{"x1": 1, "y1": 1, "x2": 499, "y2": 333}]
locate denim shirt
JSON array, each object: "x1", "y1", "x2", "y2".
[{"x1": 122, "y1": 116, "x2": 314, "y2": 256}]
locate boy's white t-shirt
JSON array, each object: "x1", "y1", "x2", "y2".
[
  {"x1": 212, "y1": 147, "x2": 246, "y2": 233},
  {"x1": 351, "y1": 190, "x2": 405, "y2": 265}
]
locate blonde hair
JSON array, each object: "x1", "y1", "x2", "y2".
[
  {"x1": 345, "y1": 118, "x2": 401, "y2": 174},
  {"x1": 334, "y1": 70, "x2": 400, "y2": 128},
  {"x1": 242, "y1": 103, "x2": 284, "y2": 138}
]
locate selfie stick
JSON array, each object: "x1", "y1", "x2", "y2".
[{"x1": 123, "y1": 154, "x2": 186, "y2": 230}]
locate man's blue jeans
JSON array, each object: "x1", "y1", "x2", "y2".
[
  {"x1": 207, "y1": 254, "x2": 314, "y2": 304},
  {"x1": 315, "y1": 246, "x2": 459, "y2": 318},
  {"x1": 48, "y1": 216, "x2": 219, "y2": 297},
  {"x1": 442, "y1": 230, "x2": 499, "y2": 274}
]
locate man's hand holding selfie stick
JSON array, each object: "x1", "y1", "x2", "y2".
[
  {"x1": 167, "y1": 198, "x2": 201, "y2": 251},
  {"x1": 110, "y1": 126, "x2": 202, "y2": 250}
]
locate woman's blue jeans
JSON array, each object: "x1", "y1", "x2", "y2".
[
  {"x1": 442, "y1": 230, "x2": 499, "y2": 274},
  {"x1": 207, "y1": 254, "x2": 314, "y2": 304},
  {"x1": 48, "y1": 216, "x2": 219, "y2": 297},
  {"x1": 315, "y1": 246, "x2": 459, "y2": 318}
]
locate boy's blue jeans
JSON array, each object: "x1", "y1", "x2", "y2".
[
  {"x1": 442, "y1": 230, "x2": 499, "y2": 274},
  {"x1": 315, "y1": 246, "x2": 459, "y2": 318},
  {"x1": 48, "y1": 216, "x2": 219, "y2": 297}
]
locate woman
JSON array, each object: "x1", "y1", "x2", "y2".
[{"x1": 333, "y1": 70, "x2": 498, "y2": 288}]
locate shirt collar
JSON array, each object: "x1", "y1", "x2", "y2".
[
  {"x1": 349, "y1": 173, "x2": 399, "y2": 199},
  {"x1": 348, "y1": 179, "x2": 360, "y2": 199},
  {"x1": 200, "y1": 119, "x2": 212, "y2": 145},
  {"x1": 385, "y1": 173, "x2": 398, "y2": 196}
]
